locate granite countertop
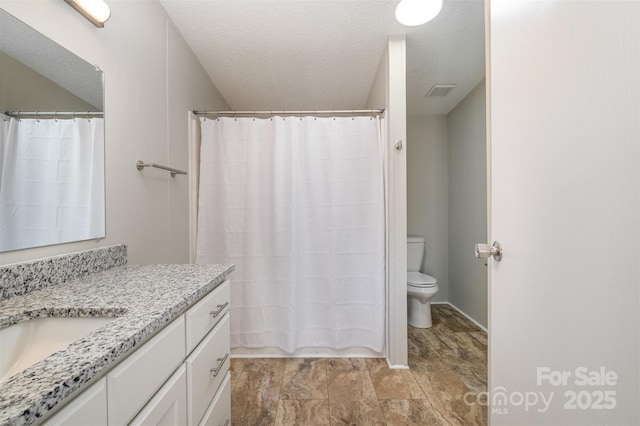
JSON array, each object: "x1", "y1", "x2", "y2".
[{"x1": 0, "y1": 263, "x2": 234, "y2": 426}]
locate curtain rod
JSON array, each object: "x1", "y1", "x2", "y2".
[
  {"x1": 192, "y1": 109, "x2": 384, "y2": 117},
  {"x1": 5, "y1": 111, "x2": 104, "y2": 118}
]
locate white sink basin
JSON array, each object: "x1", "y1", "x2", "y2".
[{"x1": 0, "y1": 317, "x2": 116, "y2": 382}]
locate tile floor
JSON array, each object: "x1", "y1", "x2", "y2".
[{"x1": 230, "y1": 304, "x2": 487, "y2": 425}]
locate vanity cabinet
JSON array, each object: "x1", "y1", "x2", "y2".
[
  {"x1": 43, "y1": 280, "x2": 231, "y2": 426},
  {"x1": 129, "y1": 366, "x2": 188, "y2": 426},
  {"x1": 185, "y1": 280, "x2": 230, "y2": 353},
  {"x1": 199, "y1": 373, "x2": 231, "y2": 426},
  {"x1": 185, "y1": 281, "x2": 231, "y2": 424},
  {"x1": 46, "y1": 378, "x2": 108, "y2": 426},
  {"x1": 107, "y1": 316, "x2": 186, "y2": 425},
  {"x1": 186, "y1": 315, "x2": 230, "y2": 424}
]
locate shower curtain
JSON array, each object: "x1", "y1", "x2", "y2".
[
  {"x1": 0, "y1": 117, "x2": 105, "y2": 251},
  {"x1": 196, "y1": 116, "x2": 386, "y2": 353}
]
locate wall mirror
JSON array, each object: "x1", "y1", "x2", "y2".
[{"x1": 0, "y1": 9, "x2": 105, "y2": 253}]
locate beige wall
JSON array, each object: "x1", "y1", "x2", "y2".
[
  {"x1": 406, "y1": 115, "x2": 449, "y2": 303},
  {"x1": 447, "y1": 80, "x2": 487, "y2": 328},
  {"x1": 0, "y1": 51, "x2": 97, "y2": 112},
  {"x1": 0, "y1": 0, "x2": 229, "y2": 265}
]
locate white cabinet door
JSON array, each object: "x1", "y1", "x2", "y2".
[
  {"x1": 45, "y1": 378, "x2": 107, "y2": 426},
  {"x1": 129, "y1": 365, "x2": 187, "y2": 426},
  {"x1": 186, "y1": 314, "x2": 230, "y2": 425},
  {"x1": 198, "y1": 373, "x2": 230, "y2": 426},
  {"x1": 107, "y1": 316, "x2": 186, "y2": 425},
  {"x1": 488, "y1": 1, "x2": 640, "y2": 424}
]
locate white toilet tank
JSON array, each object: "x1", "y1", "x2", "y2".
[{"x1": 407, "y1": 236, "x2": 426, "y2": 272}]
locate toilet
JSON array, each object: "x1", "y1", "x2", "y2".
[{"x1": 407, "y1": 236, "x2": 439, "y2": 328}]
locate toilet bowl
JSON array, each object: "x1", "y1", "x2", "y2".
[
  {"x1": 407, "y1": 236, "x2": 439, "y2": 328},
  {"x1": 407, "y1": 271, "x2": 438, "y2": 328}
]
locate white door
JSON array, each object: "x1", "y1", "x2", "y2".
[{"x1": 488, "y1": 1, "x2": 639, "y2": 425}]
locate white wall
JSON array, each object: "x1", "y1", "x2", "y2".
[
  {"x1": 367, "y1": 37, "x2": 408, "y2": 368},
  {"x1": 0, "y1": 0, "x2": 228, "y2": 265},
  {"x1": 406, "y1": 115, "x2": 448, "y2": 303},
  {"x1": 447, "y1": 80, "x2": 487, "y2": 327}
]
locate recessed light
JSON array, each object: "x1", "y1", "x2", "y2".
[{"x1": 395, "y1": 0, "x2": 443, "y2": 27}]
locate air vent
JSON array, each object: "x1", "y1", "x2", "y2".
[{"x1": 425, "y1": 84, "x2": 456, "y2": 97}]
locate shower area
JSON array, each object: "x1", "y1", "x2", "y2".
[{"x1": 191, "y1": 111, "x2": 388, "y2": 357}]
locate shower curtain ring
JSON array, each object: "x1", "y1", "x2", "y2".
[
  {"x1": 87, "y1": 111, "x2": 91, "y2": 122},
  {"x1": 35, "y1": 111, "x2": 39, "y2": 122}
]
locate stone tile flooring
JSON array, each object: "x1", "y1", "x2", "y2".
[{"x1": 230, "y1": 304, "x2": 487, "y2": 425}]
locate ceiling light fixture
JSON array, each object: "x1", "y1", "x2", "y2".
[
  {"x1": 395, "y1": 0, "x2": 443, "y2": 27},
  {"x1": 64, "y1": 0, "x2": 111, "y2": 28}
]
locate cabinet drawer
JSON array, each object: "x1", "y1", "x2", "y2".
[
  {"x1": 45, "y1": 378, "x2": 107, "y2": 426},
  {"x1": 198, "y1": 372, "x2": 231, "y2": 426},
  {"x1": 185, "y1": 280, "x2": 230, "y2": 354},
  {"x1": 186, "y1": 314, "x2": 230, "y2": 425},
  {"x1": 107, "y1": 316, "x2": 186, "y2": 426},
  {"x1": 129, "y1": 365, "x2": 187, "y2": 426}
]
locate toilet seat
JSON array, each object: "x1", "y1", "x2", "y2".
[{"x1": 407, "y1": 271, "x2": 437, "y2": 288}]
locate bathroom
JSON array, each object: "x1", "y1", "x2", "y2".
[
  {"x1": 0, "y1": 0, "x2": 486, "y2": 423},
  {"x1": 1, "y1": 1, "x2": 639, "y2": 425}
]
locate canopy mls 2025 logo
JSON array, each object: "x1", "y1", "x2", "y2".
[{"x1": 464, "y1": 366, "x2": 618, "y2": 414}]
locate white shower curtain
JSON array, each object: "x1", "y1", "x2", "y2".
[
  {"x1": 0, "y1": 117, "x2": 105, "y2": 251},
  {"x1": 196, "y1": 116, "x2": 386, "y2": 353}
]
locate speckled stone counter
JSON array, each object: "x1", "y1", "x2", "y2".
[
  {"x1": 0, "y1": 263, "x2": 234, "y2": 426},
  {"x1": 0, "y1": 246, "x2": 128, "y2": 301}
]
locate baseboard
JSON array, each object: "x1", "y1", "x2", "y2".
[
  {"x1": 439, "y1": 301, "x2": 488, "y2": 332},
  {"x1": 231, "y1": 346, "x2": 383, "y2": 359},
  {"x1": 386, "y1": 359, "x2": 409, "y2": 369}
]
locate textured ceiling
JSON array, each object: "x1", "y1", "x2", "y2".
[
  {"x1": 160, "y1": 0, "x2": 485, "y2": 115},
  {"x1": 0, "y1": 9, "x2": 104, "y2": 110}
]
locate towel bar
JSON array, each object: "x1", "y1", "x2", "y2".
[{"x1": 136, "y1": 161, "x2": 187, "y2": 177}]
